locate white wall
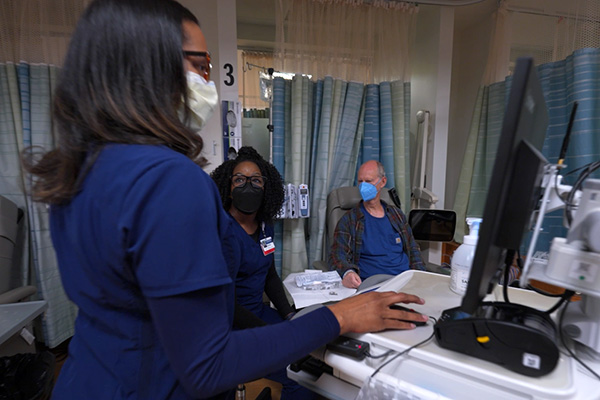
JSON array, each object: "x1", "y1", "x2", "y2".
[
  {"x1": 410, "y1": 5, "x2": 455, "y2": 266},
  {"x1": 411, "y1": 6, "x2": 441, "y2": 182},
  {"x1": 446, "y1": 10, "x2": 494, "y2": 210},
  {"x1": 180, "y1": 0, "x2": 239, "y2": 173}
]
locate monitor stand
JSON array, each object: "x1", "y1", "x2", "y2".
[{"x1": 434, "y1": 301, "x2": 559, "y2": 377}]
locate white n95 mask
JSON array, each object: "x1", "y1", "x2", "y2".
[{"x1": 182, "y1": 71, "x2": 219, "y2": 133}]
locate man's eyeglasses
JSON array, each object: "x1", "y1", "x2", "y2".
[
  {"x1": 231, "y1": 174, "x2": 267, "y2": 189},
  {"x1": 183, "y1": 51, "x2": 211, "y2": 81}
]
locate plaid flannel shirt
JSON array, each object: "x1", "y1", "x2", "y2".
[{"x1": 328, "y1": 200, "x2": 425, "y2": 278}]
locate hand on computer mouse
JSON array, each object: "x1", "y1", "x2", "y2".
[
  {"x1": 389, "y1": 304, "x2": 428, "y2": 327},
  {"x1": 327, "y1": 291, "x2": 425, "y2": 334}
]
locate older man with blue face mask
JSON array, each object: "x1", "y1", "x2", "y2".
[{"x1": 329, "y1": 160, "x2": 426, "y2": 288}]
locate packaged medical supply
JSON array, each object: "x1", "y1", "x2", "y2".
[{"x1": 295, "y1": 271, "x2": 341, "y2": 290}]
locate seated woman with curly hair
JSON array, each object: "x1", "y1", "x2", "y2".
[
  {"x1": 211, "y1": 146, "x2": 313, "y2": 399},
  {"x1": 211, "y1": 146, "x2": 295, "y2": 326}
]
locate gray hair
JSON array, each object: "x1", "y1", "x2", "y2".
[{"x1": 375, "y1": 161, "x2": 386, "y2": 178}]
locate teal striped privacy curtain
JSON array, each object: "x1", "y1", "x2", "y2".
[
  {"x1": 0, "y1": 0, "x2": 86, "y2": 348},
  {"x1": 360, "y1": 82, "x2": 412, "y2": 208},
  {"x1": 454, "y1": 49, "x2": 600, "y2": 253},
  {"x1": 0, "y1": 63, "x2": 77, "y2": 348},
  {"x1": 271, "y1": 75, "x2": 412, "y2": 277}
]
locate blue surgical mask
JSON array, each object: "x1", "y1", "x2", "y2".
[{"x1": 359, "y1": 178, "x2": 382, "y2": 202}]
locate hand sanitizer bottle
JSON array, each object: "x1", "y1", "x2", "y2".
[{"x1": 450, "y1": 217, "x2": 482, "y2": 295}]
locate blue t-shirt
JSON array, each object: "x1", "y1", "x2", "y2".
[
  {"x1": 50, "y1": 144, "x2": 340, "y2": 399},
  {"x1": 358, "y1": 204, "x2": 409, "y2": 279}
]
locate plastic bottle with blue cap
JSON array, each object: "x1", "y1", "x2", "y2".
[{"x1": 450, "y1": 217, "x2": 482, "y2": 295}]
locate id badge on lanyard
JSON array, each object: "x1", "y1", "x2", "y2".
[{"x1": 259, "y1": 222, "x2": 275, "y2": 256}]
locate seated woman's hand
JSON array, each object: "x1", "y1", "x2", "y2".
[{"x1": 327, "y1": 291, "x2": 427, "y2": 334}]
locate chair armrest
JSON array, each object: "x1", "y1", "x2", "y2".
[
  {"x1": 312, "y1": 260, "x2": 328, "y2": 271},
  {"x1": 0, "y1": 286, "x2": 37, "y2": 304}
]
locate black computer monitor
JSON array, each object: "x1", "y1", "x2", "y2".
[{"x1": 460, "y1": 57, "x2": 549, "y2": 314}]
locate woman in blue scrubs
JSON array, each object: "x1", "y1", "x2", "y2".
[
  {"x1": 212, "y1": 147, "x2": 314, "y2": 399},
  {"x1": 211, "y1": 147, "x2": 293, "y2": 326},
  {"x1": 23, "y1": 1, "x2": 428, "y2": 399}
]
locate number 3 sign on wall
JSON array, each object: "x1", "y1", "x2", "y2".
[{"x1": 223, "y1": 63, "x2": 234, "y2": 86}]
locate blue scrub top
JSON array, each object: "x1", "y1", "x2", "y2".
[
  {"x1": 233, "y1": 222, "x2": 274, "y2": 315},
  {"x1": 51, "y1": 144, "x2": 238, "y2": 399}
]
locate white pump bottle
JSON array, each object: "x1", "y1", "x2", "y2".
[{"x1": 450, "y1": 217, "x2": 482, "y2": 295}]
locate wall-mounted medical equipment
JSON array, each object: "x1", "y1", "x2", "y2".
[
  {"x1": 221, "y1": 100, "x2": 242, "y2": 160},
  {"x1": 297, "y1": 184, "x2": 310, "y2": 218},
  {"x1": 276, "y1": 183, "x2": 310, "y2": 219}
]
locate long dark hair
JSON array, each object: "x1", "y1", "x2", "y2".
[
  {"x1": 23, "y1": 0, "x2": 203, "y2": 205},
  {"x1": 211, "y1": 147, "x2": 285, "y2": 224}
]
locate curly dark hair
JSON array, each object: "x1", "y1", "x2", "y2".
[{"x1": 211, "y1": 147, "x2": 284, "y2": 224}]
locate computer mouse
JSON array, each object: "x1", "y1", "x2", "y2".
[{"x1": 390, "y1": 304, "x2": 428, "y2": 326}]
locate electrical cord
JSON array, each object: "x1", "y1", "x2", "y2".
[
  {"x1": 545, "y1": 289, "x2": 574, "y2": 315},
  {"x1": 553, "y1": 162, "x2": 592, "y2": 212},
  {"x1": 558, "y1": 298, "x2": 600, "y2": 380},
  {"x1": 515, "y1": 251, "x2": 524, "y2": 271},
  {"x1": 502, "y1": 250, "x2": 516, "y2": 304},
  {"x1": 510, "y1": 250, "x2": 573, "y2": 313},
  {"x1": 546, "y1": 160, "x2": 600, "y2": 227},
  {"x1": 565, "y1": 160, "x2": 600, "y2": 226},
  {"x1": 365, "y1": 349, "x2": 395, "y2": 359},
  {"x1": 519, "y1": 252, "x2": 578, "y2": 312},
  {"x1": 564, "y1": 162, "x2": 595, "y2": 178},
  {"x1": 370, "y1": 317, "x2": 437, "y2": 378},
  {"x1": 503, "y1": 249, "x2": 569, "y2": 311},
  {"x1": 526, "y1": 284, "x2": 565, "y2": 298}
]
